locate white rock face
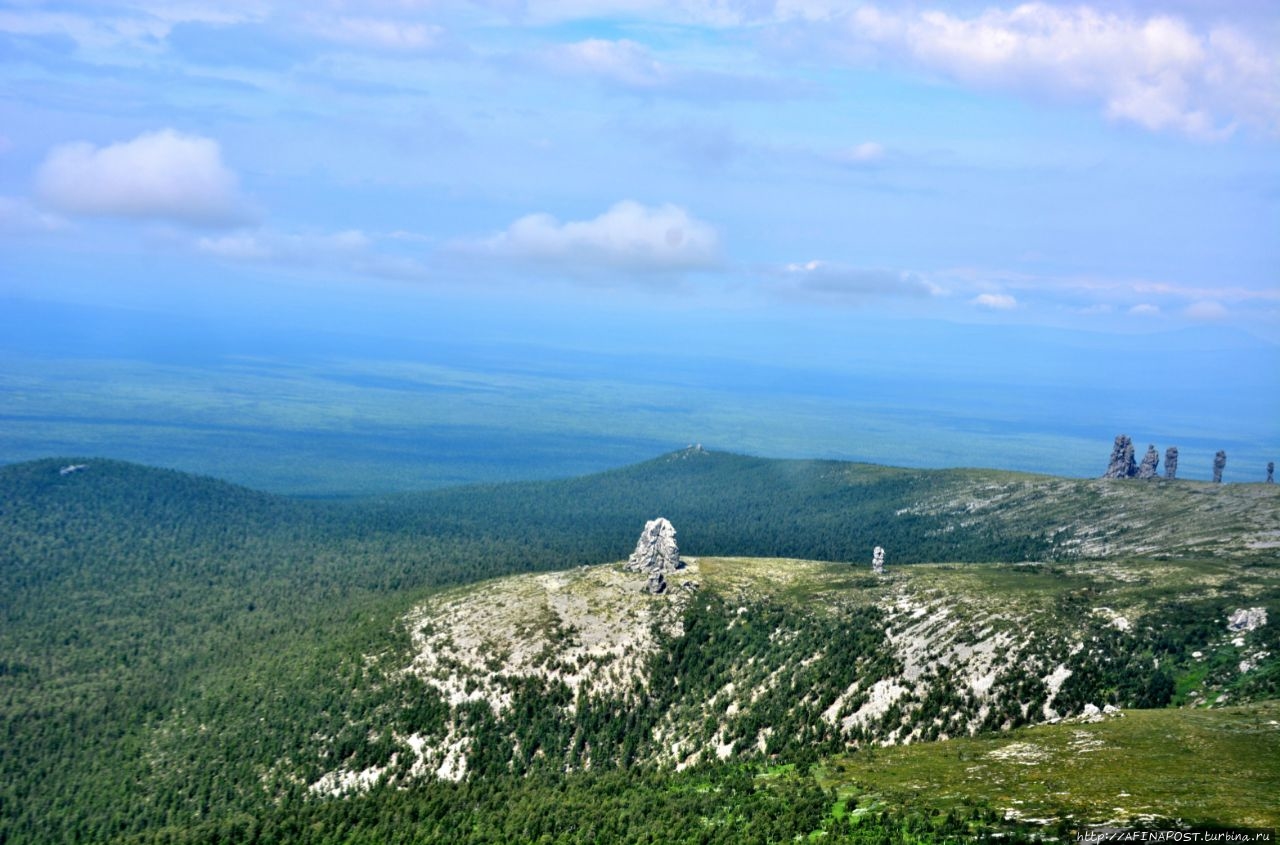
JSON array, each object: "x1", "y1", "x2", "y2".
[
  {"x1": 872, "y1": 546, "x2": 886, "y2": 575},
  {"x1": 1227, "y1": 607, "x2": 1267, "y2": 633},
  {"x1": 626, "y1": 518, "x2": 682, "y2": 593}
]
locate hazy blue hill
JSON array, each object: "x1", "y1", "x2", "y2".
[
  {"x1": 356, "y1": 446, "x2": 1279, "y2": 565},
  {"x1": 359, "y1": 448, "x2": 1050, "y2": 565}
]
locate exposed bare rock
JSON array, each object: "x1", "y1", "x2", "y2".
[
  {"x1": 1213, "y1": 450, "x2": 1227, "y2": 483},
  {"x1": 626, "y1": 517, "x2": 683, "y2": 593},
  {"x1": 1103, "y1": 435, "x2": 1137, "y2": 478},
  {"x1": 1136, "y1": 445, "x2": 1160, "y2": 479},
  {"x1": 1227, "y1": 607, "x2": 1267, "y2": 633},
  {"x1": 1268, "y1": 462, "x2": 1275, "y2": 484},
  {"x1": 871, "y1": 546, "x2": 886, "y2": 575},
  {"x1": 1164, "y1": 447, "x2": 1179, "y2": 479}
]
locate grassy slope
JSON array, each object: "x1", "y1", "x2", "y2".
[{"x1": 820, "y1": 700, "x2": 1280, "y2": 830}]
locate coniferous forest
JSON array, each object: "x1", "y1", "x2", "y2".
[{"x1": 2, "y1": 451, "x2": 1277, "y2": 843}]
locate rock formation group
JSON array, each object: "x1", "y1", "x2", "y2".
[
  {"x1": 625, "y1": 517, "x2": 683, "y2": 594},
  {"x1": 1099, "y1": 435, "x2": 1277, "y2": 483}
]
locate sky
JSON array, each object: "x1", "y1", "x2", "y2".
[{"x1": 1, "y1": 0, "x2": 1278, "y2": 489}]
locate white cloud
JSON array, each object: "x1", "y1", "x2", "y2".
[
  {"x1": 306, "y1": 16, "x2": 446, "y2": 51},
  {"x1": 196, "y1": 227, "x2": 436, "y2": 281},
  {"x1": 482, "y1": 201, "x2": 720, "y2": 273},
  {"x1": 1185, "y1": 299, "x2": 1228, "y2": 320},
  {"x1": 197, "y1": 229, "x2": 371, "y2": 262},
  {"x1": 782, "y1": 260, "x2": 938, "y2": 300},
  {"x1": 971, "y1": 292, "x2": 1018, "y2": 310},
  {"x1": 539, "y1": 37, "x2": 797, "y2": 100},
  {"x1": 1129, "y1": 303, "x2": 1161, "y2": 316},
  {"x1": 841, "y1": 4, "x2": 1279, "y2": 138},
  {"x1": 547, "y1": 38, "x2": 666, "y2": 88},
  {"x1": 35, "y1": 129, "x2": 248, "y2": 227},
  {"x1": 0, "y1": 196, "x2": 67, "y2": 233},
  {"x1": 838, "y1": 141, "x2": 885, "y2": 163},
  {"x1": 0, "y1": 4, "x2": 264, "y2": 51}
]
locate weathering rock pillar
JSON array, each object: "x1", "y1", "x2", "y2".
[
  {"x1": 1213, "y1": 450, "x2": 1227, "y2": 484},
  {"x1": 1164, "y1": 447, "x2": 1179, "y2": 479},
  {"x1": 1103, "y1": 435, "x2": 1137, "y2": 478},
  {"x1": 871, "y1": 546, "x2": 885, "y2": 576},
  {"x1": 626, "y1": 517, "x2": 682, "y2": 594},
  {"x1": 1136, "y1": 445, "x2": 1160, "y2": 479},
  {"x1": 1267, "y1": 462, "x2": 1274, "y2": 484}
]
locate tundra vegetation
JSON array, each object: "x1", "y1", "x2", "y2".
[{"x1": 0, "y1": 448, "x2": 1276, "y2": 843}]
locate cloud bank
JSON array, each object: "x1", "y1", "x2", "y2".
[
  {"x1": 35, "y1": 129, "x2": 248, "y2": 226},
  {"x1": 840, "y1": 3, "x2": 1279, "y2": 138}
]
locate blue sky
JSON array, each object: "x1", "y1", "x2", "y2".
[{"x1": 1, "y1": 0, "x2": 1277, "y2": 486}]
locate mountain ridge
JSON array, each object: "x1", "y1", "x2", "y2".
[{"x1": 1, "y1": 448, "x2": 1277, "y2": 842}]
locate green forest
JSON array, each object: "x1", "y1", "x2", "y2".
[{"x1": 1, "y1": 450, "x2": 1277, "y2": 843}]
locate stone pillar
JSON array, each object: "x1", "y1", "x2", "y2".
[
  {"x1": 1104, "y1": 435, "x2": 1136, "y2": 478},
  {"x1": 1136, "y1": 445, "x2": 1159, "y2": 479}
]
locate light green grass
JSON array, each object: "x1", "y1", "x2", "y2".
[{"x1": 820, "y1": 700, "x2": 1280, "y2": 829}]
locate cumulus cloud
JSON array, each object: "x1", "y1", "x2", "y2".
[
  {"x1": 782, "y1": 260, "x2": 938, "y2": 301},
  {"x1": 35, "y1": 129, "x2": 248, "y2": 226},
  {"x1": 971, "y1": 292, "x2": 1018, "y2": 310},
  {"x1": 841, "y1": 3, "x2": 1279, "y2": 138},
  {"x1": 482, "y1": 201, "x2": 720, "y2": 273}
]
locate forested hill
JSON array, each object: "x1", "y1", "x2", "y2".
[
  {"x1": 1, "y1": 450, "x2": 1277, "y2": 843},
  {"x1": 346, "y1": 445, "x2": 1279, "y2": 565}
]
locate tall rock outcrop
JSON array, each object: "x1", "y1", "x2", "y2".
[
  {"x1": 1103, "y1": 435, "x2": 1137, "y2": 478},
  {"x1": 1136, "y1": 445, "x2": 1160, "y2": 479},
  {"x1": 626, "y1": 518, "x2": 682, "y2": 594},
  {"x1": 871, "y1": 546, "x2": 886, "y2": 575},
  {"x1": 1267, "y1": 462, "x2": 1274, "y2": 484},
  {"x1": 1165, "y1": 447, "x2": 1179, "y2": 479},
  {"x1": 1213, "y1": 450, "x2": 1227, "y2": 483}
]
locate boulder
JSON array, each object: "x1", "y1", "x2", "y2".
[{"x1": 1227, "y1": 607, "x2": 1267, "y2": 633}]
